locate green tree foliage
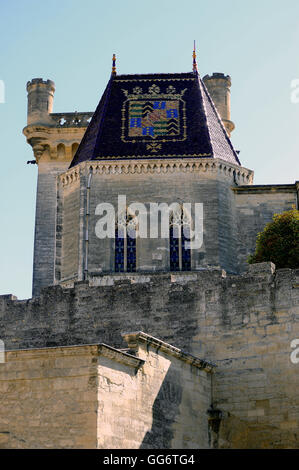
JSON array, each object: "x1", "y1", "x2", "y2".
[{"x1": 247, "y1": 209, "x2": 299, "y2": 269}]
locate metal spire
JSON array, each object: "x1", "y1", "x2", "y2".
[
  {"x1": 112, "y1": 53, "x2": 117, "y2": 76},
  {"x1": 193, "y1": 41, "x2": 198, "y2": 74}
]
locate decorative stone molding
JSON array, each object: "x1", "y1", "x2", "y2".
[
  {"x1": 32, "y1": 144, "x2": 45, "y2": 160},
  {"x1": 59, "y1": 158, "x2": 254, "y2": 187},
  {"x1": 60, "y1": 168, "x2": 80, "y2": 186},
  {"x1": 99, "y1": 344, "x2": 145, "y2": 369},
  {"x1": 23, "y1": 124, "x2": 88, "y2": 164},
  {"x1": 122, "y1": 331, "x2": 215, "y2": 372}
]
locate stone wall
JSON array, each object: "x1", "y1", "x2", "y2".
[
  {"x1": 32, "y1": 161, "x2": 69, "y2": 297},
  {"x1": 234, "y1": 184, "x2": 298, "y2": 271},
  {"x1": 58, "y1": 159, "x2": 253, "y2": 284},
  {"x1": 203, "y1": 263, "x2": 299, "y2": 448},
  {"x1": 1, "y1": 263, "x2": 299, "y2": 448},
  {"x1": 97, "y1": 333, "x2": 212, "y2": 449},
  {"x1": 0, "y1": 335, "x2": 212, "y2": 449},
  {"x1": 57, "y1": 162, "x2": 297, "y2": 288},
  {"x1": 59, "y1": 177, "x2": 81, "y2": 281},
  {"x1": 0, "y1": 345, "x2": 98, "y2": 448}
]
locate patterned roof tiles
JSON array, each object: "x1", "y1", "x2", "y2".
[{"x1": 69, "y1": 72, "x2": 240, "y2": 168}]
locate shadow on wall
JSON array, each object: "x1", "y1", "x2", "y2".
[{"x1": 140, "y1": 367, "x2": 183, "y2": 449}]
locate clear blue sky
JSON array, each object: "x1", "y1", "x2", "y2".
[{"x1": 0, "y1": 0, "x2": 298, "y2": 299}]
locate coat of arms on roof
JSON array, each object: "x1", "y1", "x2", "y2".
[{"x1": 121, "y1": 84, "x2": 187, "y2": 147}]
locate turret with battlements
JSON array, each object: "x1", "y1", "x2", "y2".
[
  {"x1": 26, "y1": 78, "x2": 55, "y2": 125},
  {"x1": 23, "y1": 78, "x2": 92, "y2": 296},
  {"x1": 203, "y1": 73, "x2": 235, "y2": 137}
]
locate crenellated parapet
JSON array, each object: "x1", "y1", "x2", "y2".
[
  {"x1": 50, "y1": 112, "x2": 93, "y2": 128},
  {"x1": 23, "y1": 116, "x2": 93, "y2": 163},
  {"x1": 23, "y1": 78, "x2": 95, "y2": 296},
  {"x1": 23, "y1": 78, "x2": 93, "y2": 164},
  {"x1": 203, "y1": 73, "x2": 235, "y2": 137}
]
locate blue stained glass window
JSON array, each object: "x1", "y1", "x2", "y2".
[
  {"x1": 115, "y1": 227, "x2": 125, "y2": 272},
  {"x1": 170, "y1": 225, "x2": 180, "y2": 271},
  {"x1": 127, "y1": 229, "x2": 136, "y2": 273},
  {"x1": 169, "y1": 211, "x2": 191, "y2": 272},
  {"x1": 114, "y1": 215, "x2": 137, "y2": 273},
  {"x1": 182, "y1": 225, "x2": 191, "y2": 271}
]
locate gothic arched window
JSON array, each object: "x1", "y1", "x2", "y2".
[
  {"x1": 115, "y1": 210, "x2": 137, "y2": 273},
  {"x1": 169, "y1": 208, "x2": 191, "y2": 271}
]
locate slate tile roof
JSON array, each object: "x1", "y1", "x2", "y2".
[{"x1": 69, "y1": 72, "x2": 240, "y2": 168}]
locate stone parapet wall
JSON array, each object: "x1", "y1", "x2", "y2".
[{"x1": 1, "y1": 263, "x2": 299, "y2": 448}]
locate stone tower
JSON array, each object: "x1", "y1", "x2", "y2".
[
  {"x1": 0, "y1": 54, "x2": 297, "y2": 450},
  {"x1": 25, "y1": 59, "x2": 297, "y2": 298},
  {"x1": 23, "y1": 62, "x2": 258, "y2": 296},
  {"x1": 54, "y1": 68, "x2": 254, "y2": 291},
  {"x1": 26, "y1": 78, "x2": 55, "y2": 126},
  {"x1": 203, "y1": 73, "x2": 235, "y2": 136},
  {"x1": 23, "y1": 79, "x2": 93, "y2": 296}
]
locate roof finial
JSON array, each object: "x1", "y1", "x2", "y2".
[
  {"x1": 193, "y1": 41, "x2": 198, "y2": 74},
  {"x1": 112, "y1": 53, "x2": 116, "y2": 76}
]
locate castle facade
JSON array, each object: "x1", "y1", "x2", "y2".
[{"x1": 0, "y1": 56, "x2": 298, "y2": 448}]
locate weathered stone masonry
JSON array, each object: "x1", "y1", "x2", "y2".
[
  {"x1": 0, "y1": 335, "x2": 213, "y2": 449},
  {"x1": 1, "y1": 262, "x2": 299, "y2": 447},
  {"x1": 11, "y1": 64, "x2": 299, "y2": 449}
]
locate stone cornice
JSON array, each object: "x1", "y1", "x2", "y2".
[
  {"x1": 4, "y1": 342, "x2": 144, "y2": 370},
  {"x1": 122, "y1": 331, "x2": 215, "y2": 372},
  {"x1": 232, "y1": 184, "x2": 297, "y2": 194},
  {"x1": 60, "y1": 158, "x2": 254, "y2": 187},
  {"x1": 60, "y1": 167, "x2": 81, "y2": 186},
  {"x1": 23, "y1": 124, "x2": 86, "y2": 162},
  {"x1": 4, "y1": 343, "x2": 100, "y2": 359},
  {"x1": 99, "y1": 344, "x2": 145, "y2": 369},
  {"x1": 23, "y1": 124, "x2": 87, "y2": 139}
]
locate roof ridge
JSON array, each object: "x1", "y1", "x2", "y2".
[
  {"x1": 91, "y1": 77, "x2": 114, "y2": 159},
  {"x1": 196, "y1": 75, "x2": 214, "y2": 157},
  {"x1": 114, "y1": 72, "x2": 194, "y2": 77},
  {"x1": 69, "y1": 80, "x2": 111, "y2": 168}
]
